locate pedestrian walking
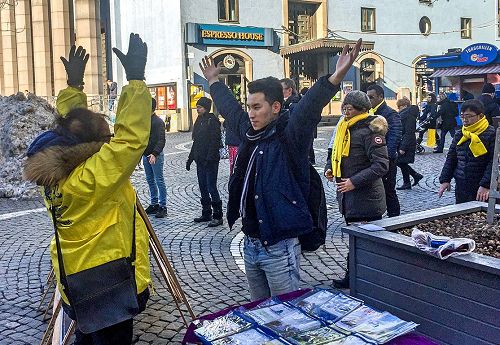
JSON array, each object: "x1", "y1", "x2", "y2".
[
  {"x1": 143, "y1": 98, "x2": 167, "y2": 218},
  {"x1": 477, "y1": 83, "x2": 500, "y2": 125},
  {"x1": 438, "y1": 100, "x2": 495, "y2": 203},
  {"x1": 199, "y1": 40, "x2": 362, "y2": 300},
  {"x1": 324, "y1": 90, "x2": 389, "y2": 288},
  {"x1": 107, "y1": 79, "x2": 117, "y2": 111},
  {"x1": 435, "y1": 92, "x2": 458, "y2": 153},
  {"x1": 186, "y1": 97, "x2": 224, "y2": 227},
  {"x1": 395, "y1": 97, "x2": 423, "y2": 190},
  {"x1": 366, "y1": 85, "x2": 402, "y2": 217},
  {"x1": 417, "y1": 93, "x2": 440, "y2": 149},
  {"x1": 24, "y1": 34, "x2": 151, "y2": 344}
]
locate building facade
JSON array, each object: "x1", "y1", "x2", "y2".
[{"x1": 0, "y1": 0, "x2": 105, "y2": 97}]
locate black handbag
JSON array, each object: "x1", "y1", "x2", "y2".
[{"x1": 51, "y1": 205, "x2": 140, "y2": 334}]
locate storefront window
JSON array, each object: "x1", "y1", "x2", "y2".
[
  {"x1": 361, "y1": 8, "x2": 376, "y2": 32},
  {"x1": 461, "y1": 17, "x2": 471, "y2": 39},
  {"x1": 218, "y1": 0, "x2": 239, "y2": 22}
]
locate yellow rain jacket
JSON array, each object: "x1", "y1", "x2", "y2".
[{"x1": 36, "y1": 81, "x2": 152, "y2": 304}]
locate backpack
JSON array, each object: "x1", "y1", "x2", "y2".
[{"x1": 298, "y1": 164, "x2": 328, "y2": 252}]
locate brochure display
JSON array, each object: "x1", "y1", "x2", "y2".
[{"x1": 190, "y1": 288, "x2": 420, "y2": 345}]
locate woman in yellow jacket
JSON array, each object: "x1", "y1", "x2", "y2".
[{"x1": 24, "y1": 34, "x2": 151, "y2": 344}]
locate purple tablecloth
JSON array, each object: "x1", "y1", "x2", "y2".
[{"x1": 182, "y1": 289, "x2": 438, "y2": 345}]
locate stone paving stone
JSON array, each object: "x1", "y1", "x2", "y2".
[{"x1": 0, "y1": 128, "x2": 455, "y2": 344}]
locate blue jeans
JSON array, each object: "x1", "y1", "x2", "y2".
[
  {"x1": 243, "y1": 236, "x2": 301, "y2": 301},
  {"x1": 143, "y1": 152, "x2": 167, "y2": 207},
  {"x1": 196, "y1": 160, "x2": 221, "y2": 203},
  {"x1": 108, "y1": 98, "x2": 115, "y2": 111}
]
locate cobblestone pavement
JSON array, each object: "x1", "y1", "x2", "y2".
[{"x1": 0, "y1": 126, "x2": 455, "y2": 344}]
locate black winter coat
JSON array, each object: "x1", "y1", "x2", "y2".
[
  {"x1": 188, "y1": 113, "x2": 221, "y2": 163},
  {"x1": 439, "y1": 124, "x2": 496, "y2": 193},
  {"x1": 143, "y1": 114, "x2": 166, "y2": 157},
  {"x1": 223, "y1": 120, "x2": 241, "y2": 147},
  {"x1": 211, "y1": 76, "x2": 339, "y2": 246},
  {"x1": 282, "y1": 93, "x2": 301, "y2": 110},
  {"x1": 326, "y1": 116, "x2": 389, "y2": 219},
  {"x1": 397, "y1": 105, "x2": 418, "y2": 164},
  {"x1": 421, "y1": 103, "x2": 438, "y2": 129},
  {"x1": 478, "y1": 94, "x2": 500, "y2": 125},
  {"x1": 437, "y1": 99, "x2": 458, "y2": 131},
  {"x1": 374, "y1": 102, "x2": 402, "y2": 160}
]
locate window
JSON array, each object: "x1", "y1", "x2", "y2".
[
  {"x1": 218, "y1": 0, "x2": 238, "y2": 22},
  {"x1": 419, "y1": 16, "x2": 431, "y2": 36},
  {"x1": 361, "y1": 8, "x2": 376, "y2": 32},
  {"x1": 461, "y1": 17, "x2": 471, "y2": 39},
  {"x1": 497, "y1": 0, "x2": 500, "y2": 37}
]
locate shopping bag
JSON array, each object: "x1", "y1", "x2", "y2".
[{"x1": 426, "y1": 128, "x2": 436, "y2": 147}]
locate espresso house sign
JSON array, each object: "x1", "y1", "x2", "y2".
[{"x1": 186, "y1": 23, "x2": 274, "y2": 47}]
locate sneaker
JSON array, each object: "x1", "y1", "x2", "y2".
[
  {"x1": 396, "y1": 183, "x2": 411, "y2": 190},
  {"x1": 145, "y1": 204, "x2": 159, "y2": 214},
  {"x1": 412, "y1": 173, "x2": 424, "y2": 186},
  {"x1": 332, "y1": 276, "x2": 350, "y2": 289},
  {"x1": 155, "y1": 206, "x2": 167, "y2": 218},
  {"x1": 207, "y1": 218, "x2": 223, "y2": 227}
]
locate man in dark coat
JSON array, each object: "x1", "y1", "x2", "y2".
[
  {"x1": 395, "y1": 98, "x2": 423, "y2": 190},
  {"x1": 477, "y1": 83, "x2": 500, "y2": 125},
  {"x1": 143, "y1": 98, "x2": 167, "y2": 218},
  {"x1": 439, "y1": 100, "x2": 495, "y2": 203},
  {"x1": 366, "y1": 85, "x2": 402, "y2": 217},
  {"x1": 186, "y1": 97, "x2": 224, "y2": 227},
  {"x1": 199, "y1": 40, "x2": 362, "y2": 300},
  {"x1": 280, "y1": 78, "x2": 301, "y2": 110},
  {"x1": 435, "y1": 92, "x2": 458, "y2": 153}
]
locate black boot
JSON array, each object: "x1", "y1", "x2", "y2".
[
  {"x1": 396, "y1": 182, "x2": 411, "y2": 190},
  {"x1": 194, "y1": 198, "x2": 212, "y2": 222},
  {"x1": 333, "y1": 253, "x2": 350, "y2": 289},
  {"x1": 412, "y1": 173, "x2": 423, "y2": 186},
  {"x1": 208, "y1": 201, "x2": 223, "y2": 227}
]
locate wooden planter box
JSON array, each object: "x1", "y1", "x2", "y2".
[{"x1": 342, "y1": 201, "x2": 500, "y2": 345}]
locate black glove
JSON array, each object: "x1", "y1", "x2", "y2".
[
  {"x1": 60, "y1": 45, "x2": 89, "y2": 87},
  {"x1": 112, "y1": 33, "x2": 147, "y2": 81},
  {"x1": 186, "y1": 159, "x2": 193, "y2": 171}
]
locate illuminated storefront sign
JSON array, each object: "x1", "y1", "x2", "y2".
[{"x1": 186, "y1": 23, "x2": 274, "y2": 47}]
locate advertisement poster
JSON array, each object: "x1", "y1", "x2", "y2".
[
  {"x1": 167, "y1": 85, "x2": 177, "y2": 110},
  {"x1": 190, "y1": 84, "x2": 205, "y2": 108},
  {"x1": 156, "y1": 86, "x2": 167, "y2": 110}
]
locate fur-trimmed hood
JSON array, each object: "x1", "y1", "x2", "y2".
[
  {"x1": 23, "y1": 141, "x2": 104, "y2": 187},
  {"x1": 368, "y1": 115, "x2": 389, "y2": 136}
]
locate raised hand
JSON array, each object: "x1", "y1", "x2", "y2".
[
  {"x1": 199, "y1": 56, "x2": 222, "y2": 85},
  {"x1": 113, "y1": 33, "x2": 148, "y2": 81},
  {"x1": 60, "y1": 45, "x2": 90, "y2": 88},
  {"x1": 329, "y1": 38, "x2": 362, "y2": 86}
]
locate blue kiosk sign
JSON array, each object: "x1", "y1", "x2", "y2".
[{"x1": 461, "y1": 43, "x2": 498, "y2": 66}]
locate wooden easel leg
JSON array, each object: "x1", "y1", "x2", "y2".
[{"x1": 39, "y1": 299, "x2": 61, "y2": 345}]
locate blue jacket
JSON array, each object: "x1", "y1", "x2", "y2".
[
  {"x1": 210, "y1": 76, "x2": 339, "y2": 246},
  {"x1": 374, "y1": 101, "x2": 402, "y2": 159}
]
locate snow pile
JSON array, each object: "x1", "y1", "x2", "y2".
[{"x1": 0, "y1": 92, "x2": 57, "y2": 198}]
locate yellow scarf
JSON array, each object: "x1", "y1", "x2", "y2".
[
  {"x1": 331, "y1": 112, "x2": 371, "y2": 177},
  {"x1": 457, "y1": 116, "x2": 489, "y2": 157},
  {"x1": 371, "y1": 100, "x2": 384, "y2": 114}
]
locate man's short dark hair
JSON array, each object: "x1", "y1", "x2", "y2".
[
  {"x1": 461, "y1": 99, "x2": 485, "y2": 115},
  {"x1": 248, "y1": 77, "x2": 284, "y2": 107},
  {"x1": 151, "y1": 98, "x2": 157, "y2": 112},
  {"x1": 280, "y1": 78, "x2": 297, "y2": 93},
  {"x1": 367, "y1": 84, "x2": 385, "y2": 98}
]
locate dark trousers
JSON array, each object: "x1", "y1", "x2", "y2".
[
  {"x1": 74, "y1": 319, "x2": 132, "y2": 345},
  {"x1": 196, "y1": 160, "x2": 221, "y2": 204},
  {"x1": 382, "y1": 159, "x2": 400, "y2": 217},
  {"x1": 397, "y1": 162, "x2": 419, "y2": 184},
  {"x1": 308, "y1": 144, "x2": 316, "y2": 165},
  {"x1": 437, "y1": 127, "x2": 456, "y2": 152}
]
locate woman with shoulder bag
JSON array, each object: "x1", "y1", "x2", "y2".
[{"x1": 24, "y1": 34, "x2": 151, "y2": 344}]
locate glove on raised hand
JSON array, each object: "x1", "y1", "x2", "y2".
[
  {"x1": 113, "y1": 33, "x2": 148, "y2": 81},
  {"x1": 60, "y1": 45, "x2": 90, "y2": 87}
]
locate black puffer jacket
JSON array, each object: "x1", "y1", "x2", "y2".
[
  {"x1": 143, "y1": 114, "x2": 165, "y2": 157},
  {"x1": 420, "y1": 103, "x2": 438, "y2": 129},
  {"x1": 439, "y1": 125, "x2": 496, "y2": 190},
  {"x1": 398, "y1": 105, "x2": 418, "y2": 164},
  {"x1": 437, "y1": 99, "x2": 458, "y2": 131},
  {"x1": 327, "y1": 115, "x2": 390, "y2": 219},
  {"x1": 188, "y1": 113, "x2": 221, "y2": 162},
  {"x1": 478, "y1": 94, "x2": 500, "y2": 125}
]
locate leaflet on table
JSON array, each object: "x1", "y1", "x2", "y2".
[
  {"x1": 350, "y1": 312, "x2": 418, "y2": 344},
  {"x1": 290, "y1": 289, "x2": 339, "y2": 313},
  {"x1": 194, "y1": 312, "x2": 253, "y2": 342},
  {"x1": 244, "y1": 303, "x2": 323, "y2": 338},
  {"x1": 210, "y1": 327, "x2": 288, "y2": 345},
  {"x1": 334, "y1": 305, "x2": 384, "y2": 332},
  {"x1": 286, "y1": 325, "x2": 346, "y2": 345},
  {"x1": 315, "y1": 293, "x2": 363, "y2": 322}
]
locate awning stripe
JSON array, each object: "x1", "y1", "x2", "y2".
[
  {"x1": 280, "y1": 38, "x2": 374, "y2": 56},
  {"x1": 430, "y1": 64, "x2": 500, "y2": 77}
]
